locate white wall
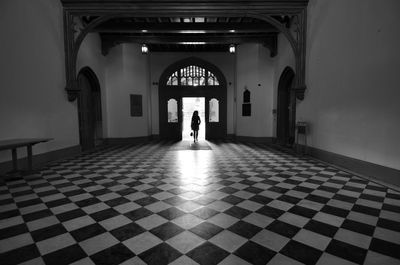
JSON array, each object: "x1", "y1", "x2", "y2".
[
  {"x1": 236, "y1": 44, "x2": 275, "y2": 137},
  {"x1": 149, "y1": 52, "x2": 235, "y2": 135},
  {"x1": 299, "y1": 0, "x2": 400, "y2": 170},
  {"x1": 0, "y1": 0, "x2": 79, "y2": 163},
  {"x1": 105, "y1": 44, "x2": 150, "y2": 138}
]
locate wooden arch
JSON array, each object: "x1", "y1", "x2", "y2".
[{"x1": 61, "y1": 0, "x2": 308, "y2": 102}]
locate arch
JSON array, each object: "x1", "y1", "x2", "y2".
[
  {"x1": 77, "y1": 66, "x2": 103, "y2": 150},
  {"x1": 73, "y1": 13, "x2": 298, "y2": 71},
  {"x1": 278, "y1": 67, "x2": 295, "y2": 92},
  {"x1": 158, "y1": 57, "x2": 227, "y2": 140},
  {"x1": 276, "y1": 66, "x2": 295, "y2": 146},
  {"x1": 65, "y1": 10, "x2": 305, "y2": 101},
  {"x1": 78, "y1": 66, "x2": 101, "y2": 92},
  {"x1": 159, "y1": 57, "x2": 227, "y2": 88}
]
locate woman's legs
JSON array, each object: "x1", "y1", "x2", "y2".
[{"x1": 194, "y1": 130, "x2": 198, "y2": 142}]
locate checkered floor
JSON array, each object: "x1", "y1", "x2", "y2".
[{"x1": 1, "y1": 140, "x2": 400, "y2": 265}]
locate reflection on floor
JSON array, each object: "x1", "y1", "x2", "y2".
[
  {"x1": 169, "y1": 140, "x2": 212, "y2": 151},
  {"x1": 0, "y1": 140, "x2": 399, "y2": 265}
]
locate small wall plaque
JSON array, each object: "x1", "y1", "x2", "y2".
[
  {"x1": 130, "y1": 94, "x2": 142, "y2": 117},
  {"x1": 242, "y1": 104, "x2": 251, "y2": 116},
  {"x1": 243, "y1": 89, "x2": 251, "y2": 103},
  {"x1": 242, "y1": 87, "x2": 251, "y2": 116}
]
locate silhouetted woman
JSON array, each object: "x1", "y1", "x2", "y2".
[{"x1": 191, "y1": 110, "x2": 201, "y2": 142}]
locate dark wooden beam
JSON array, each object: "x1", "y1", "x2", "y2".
[
  {"x1": 94, "y1": 22, "x2": 279, "y2": 34},
  {"x1": 101, "y1": 33, "x2": 276, "y2": 45},
  {"x1": 149, "y1": 43, "x2": 230, "y2": 52},
  {"x1": 61, "y1": 0, "x2": 309, "y2": 10},
  {"x1": 100, "y1": 33, "x2": 277, "y2": 55}
]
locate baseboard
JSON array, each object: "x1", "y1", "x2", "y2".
[
  {"x1": 306, "y1": 146, "x2": 400, "y2": 188},
  {"x1": 0, "y1": 145, "x2": 81, "y2": 174},
  {"x1": 227, "y1": 134, "x2": 236, "y2": 140},
  {"x1": 151, "y1": 134, "x2": 160, "y2": 140},
  {"x1": 234, "y1": 136, "x2": 275, "y2": 143},
  {"x1": 104, "y1": 136, "x2": 153, "y2": 145}
]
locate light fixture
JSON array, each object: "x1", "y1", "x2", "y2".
[
  {"x1": 141, "y1": 29, "x2": 148, "y2": 33},
  {"x1": 141, "y1": 44, "x2": 148, "y2": 54},
  {"x1": 180, "y1": 42, "x2": 206, "y2": 45},
  {"x1": 179, "y1": 30, "x2": 206, "y2": 34},
  {"x1": 229, "y1": 29, "x2": 236, "y2": 33},
  {"x1": 229, "y1": 44, "x2": 236, "y2": 54}
]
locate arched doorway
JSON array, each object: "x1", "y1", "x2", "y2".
[
  {"x1": 277, "y1": 67, "x2": 295, "y2": 146},
  {"x1": 159, "y1": 57, "x2": 227, "y2": 140},
  {"x1": 77, "y1": 67, "x2": 103, "y2": 150}
]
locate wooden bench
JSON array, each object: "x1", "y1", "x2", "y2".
[{"x1": 0, "y1": 138, "x2": 53, "y2": 174}]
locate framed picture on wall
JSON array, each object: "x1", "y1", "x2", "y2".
[
  {"x1": 242, "y1": 103, "x2": 251, "y2": 116},
  {"x1": 130, "y1": 94, "x2": 142, "y2": 117},
  {"x1": 242, "y1": 88, "x2": 251, "y2": 116}
]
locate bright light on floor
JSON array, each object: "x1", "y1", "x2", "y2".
[{"x1": 176, "y1": 150, "x2": 214, "y2": 187}]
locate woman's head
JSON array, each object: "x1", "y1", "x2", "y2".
[{"x1": 193, "y1": 110, "x2": 198, "y2": 117}]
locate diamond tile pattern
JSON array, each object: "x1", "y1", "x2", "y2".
[{"x1": 0, "y1": 140, "x2": 400, "y2": 264}]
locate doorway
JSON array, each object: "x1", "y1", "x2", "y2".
[
  {"x1": 276, "y1": 66, "x2": 295, "y2": 146},
  {"x1": 182, "y1": 97, "x2": 205, "y2": 141},
  {"x1": 77, "y1": 67, "x2": 103, "y2": 151},
  {"x1": 159, "y1": 57, "x2": 227, "y2": 140}
]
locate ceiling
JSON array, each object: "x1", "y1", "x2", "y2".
[
  {"x1": 60, "y1": 1, "x2": 308, "y2": 55},
  {"x1": 85, "y1": 15, "x2": 289, "y2": 55}
]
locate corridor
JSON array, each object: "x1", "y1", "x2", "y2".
[{"x1": 0, "y1": 141, "x2": 399, "y2": 265}]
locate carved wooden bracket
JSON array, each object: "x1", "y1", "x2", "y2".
[
  {"x1": 63, "y1": 11, "x2": 79, "y2": 102},
  {"x1": 100, "y1": 36, "x2": 122, "y2": 56},
  {"x1": 63, "y1": 11, "x2": 112, "y2": 101},
  {"x1": 294, "y1": 86, "x2": 306, "y2": 100},
  {"x1": 263, "y1": 35, "x2": 278, "y2": 57}
]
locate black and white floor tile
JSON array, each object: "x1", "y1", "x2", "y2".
[{"x1": 0, "y1": 140, "x2": 399, "y2": 265}]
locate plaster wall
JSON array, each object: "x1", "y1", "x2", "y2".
[
  {"x1": 105, "y1": 43, "x2": 150, "y2": 138},
  {"x1": 236, "y1": 44, "x2": 275, "y2": 137},
  {"x1": 300, "y1": 0, "x2": 400, "y2": 170},
  {"x1": 0, "y1": 0, "x2": 79, "y2": 163}
]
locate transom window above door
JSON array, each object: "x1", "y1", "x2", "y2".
[{"x1": 167, "y1": 65, "x2": 219, "y2": 86}]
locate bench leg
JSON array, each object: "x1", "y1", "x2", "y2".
[
  {"x1": 12, "y1": 148, "x2": 18, "y2": 171},
  {"x1": 27, "y1": 145, "x2": 33, "y2": 171}
]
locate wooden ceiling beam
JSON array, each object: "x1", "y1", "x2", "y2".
[
  {"x1": 94, "y1": 22, "x2": 279, "y2": 33},
  {"x1": 100, "y1": 33, "x2": 277, "y2": 55},
  {"x1": 101, "y1": 33, "x2": 276, "y2": 44},
  {"x1": 61, "y1": 0, "x2": 309, "y2": 11}
]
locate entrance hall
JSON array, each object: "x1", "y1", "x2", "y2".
[
  {"x1": 0, "y1": 141, "x2": 399, "y2": 264},
  {"x1": 1, "y1": 0, "x2": 400, "y2": 265}
]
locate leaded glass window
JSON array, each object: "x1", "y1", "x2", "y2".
[
  {"x1": 166, "y1": 65, "x2": 219, "y2": 86},
  {"x1": 209, "y1": 98, "x2": 219, "y2": 122},
  {"x1": 167, "y1": 99, "x2": 178, "y2": 123}
]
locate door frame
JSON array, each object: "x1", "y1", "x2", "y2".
[
  {"x1": 77, "y1": 66, "x2": 102, "y2": 150},
  {"x1": 276, "y1": 66, "x2": 295, "y2": 146},
  {"x1": 158, "y1": 57, "x2": 227, "y2": 140}
]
